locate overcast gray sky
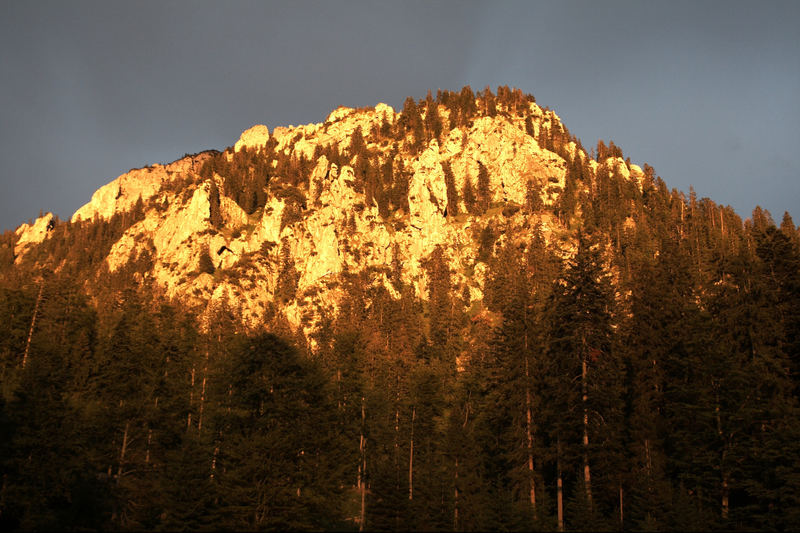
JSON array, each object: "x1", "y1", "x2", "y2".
[{"x1": 2, "y1": 0, "x2": 798, "y2": 231}]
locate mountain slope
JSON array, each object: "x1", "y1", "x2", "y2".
[{"x1": 6, "y1": 87, "x2": 647, "y2": 338}]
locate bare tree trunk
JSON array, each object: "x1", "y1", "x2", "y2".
[
  {"x1": 525, "y1": 354, "x2": 537, "y2": 514},
  {"x1": 715, "y1": 391, "x2": 729, "y2": 521},
  {"x1": 359, "y1": 396, "x2": 367, "y2": 532},
  {"x1": 645, "y1": 438, "x2": 653, "y2": 491},
  {"x1": 557, "y1": 438, "x2": 564, "y2": 532},
  {"x1": 721, "y1": 473, "x2": 729, "y2": 521},
  {"x1": 409, "y1": 405, "x2": 415, "y2": 501},
  {"x1": 582, "y1": 355, "x2": 593, "y2": 508},
  {"x1": 337, "y1": 369, "x2": 342, "y2": 411},
  {"x1": 22, "y1": 283, "x2": 44, "y2": 369},
  {"x1": 395, "y1": 397, "x2": 400, "y2": 530},
  {"x1": 679, "y1": 200, "x2": 685, "y2": 238},
  {"x1": 145, "y1": 428, "x2": 152, "y2": 464},
  {"x1": 187, "y1": 365, "x2": 196, "y2": 429},
  {"x1": 522, "y1": 308, "x2": 537, "y2": 515},
  {"x1": 117, "y1": 420, "x2": 130, "y2": 485},
  {"x1": 210, "y1": 440, "x2": 219, "y2": 480},
  {"x1": 198, "y1": 350, "x2": 209, "y2": 431},
  {"x1": 454, "y1": 457, "x2": 459, "y2": 531}
]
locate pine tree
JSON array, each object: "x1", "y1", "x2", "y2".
[
  {"x1": 463, "y1": 176, "x2": 478, "y2": 216},
  {"x1": 275, "y1": 239, "x2": 299, "y2": 304},
  {"x1": 400, "y1": 97, "x2": 425, "y2": 152},
  {"x1": 423, "y1": 246, "x2": 461, "y2": 363},
  {"x1": 424, "y1": 99, "x2": 443, "y2": 142},
  {"x1": 482, "y1": 86, "x2": 497, "y2": 117},
  {"x1": 545, "y1": 231, "x2": 618, "y2": 528},
  {"x1": 441, "y1": 161, "x2": 459, "y2": 217},
  {"x1": 457, "y1": 86, "x2": 477, "y2": 127},
  {"x1": 477, "y1": 162, "x2": 491, "y2": 214},
  {"x1": 525, "y1": 115, "x2": 535, "y2": 137},
  {"x1": 525, "y1": 180, "x2": 544, "y2": 214}
]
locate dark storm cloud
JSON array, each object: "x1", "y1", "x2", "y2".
[{"x1": 1, "y1": 0, "x2": 798, "y2": 231}]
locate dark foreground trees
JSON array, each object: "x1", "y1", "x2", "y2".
[
  {"x1": 0, "y1": 288, "x2": 351, "y2": 531},
  {"x1": 2, "y1": 207, "x2": 800, "y2": 531}
]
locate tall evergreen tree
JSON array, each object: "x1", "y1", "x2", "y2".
[
  {"x1": 441, "y1": 161, "x2": 459, "y2": 217},
  {"x1": 545, "y1": 231, "x2": 619, "y2": 529},
  {"x1": 477, "y1": 162, "x2": 491, "y2": 214}
]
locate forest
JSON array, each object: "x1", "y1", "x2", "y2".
[{"x1": 1, "y1": 86, "x2": 799, "y2": 531}]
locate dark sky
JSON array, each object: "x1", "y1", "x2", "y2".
[{"x1": 2, "y1": 0, "x2": 798, "y2": 231}]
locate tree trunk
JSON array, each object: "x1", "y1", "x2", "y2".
[
  {"x1": 117, "y1": 420, "x2": 130, "y2": 485},
  {"x1": 395, "y1": 394, "x2": 400, "y2": 530},
  {"x1": 525, "y1": 355, "x2": 537, "y2": 514},
  {"x1": 145, "y1": 428, "x2": 152, "y2": 464},
  {"x1": 721, "y1": 473, "x2": 729, "y2": 520},
  {"x1": 337, "y1": 369, "x2": 342, "y2": 410},
  {"x1": 454, "y1": 457, "x2": 459, "y2": 531},
  {"x1": 557, "y1": 438, "x2": 564, "y2": 532},
  {"x1": 582, "y1": 353, "x2": 593, "y2": 508},
  {"x1": 22, "y1": 283, "x2": 44, "y2": 369},
  {"x1": 210, "y1": 441, "x2": 219, "y2": 480},
  {"x1": 409, "y1": 405, "x2": 415, "y2": 501},
  {"x1": 359, "y1": 396, "x2": 367, "y2": 532},
  {"x1": 198, "y1": 350, "x2": 209, "y2": 431},
  {"x1": 715, "y1": 391, "x2": 729, "y2": 521},
  {"x1": 198, "y1": 371, "x2": 207, "y2": 430},
  {"x1": 187, "y1": 365, "x2": 196, "y2": 429}
]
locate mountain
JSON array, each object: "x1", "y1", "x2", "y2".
[
  {"x1": 6, "y1": 88, "x2": 639, "y2": 336},
  {"x1": 9, "y1": 90, "x2": 575, "y2": 334},
  {"x1": 1, "y1": 86, "x2": 799, "y2": 531}
]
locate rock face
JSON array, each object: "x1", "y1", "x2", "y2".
[
  {"x1": 234, "y1": 125, "x2": 270, "y2": 153},
  {"x1": 72, "y1": 153, "x2": 212, "y2": 222},
  {"x1": 14, "y1": 212, "x2": 54, "y2": 259},
  {"x1": 447, "y1": 116, "x2": 567, "y2": 207},
  {"x1": 16, "y1": 98, "x2": 642, "y2": 338}
]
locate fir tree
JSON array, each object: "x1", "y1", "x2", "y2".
[
  {"x1": 463, "y1": 176, "x2": 478, "y2": 216},
  {"x1": 477, "y1": 161, "x2": 491, "y2": 214},
  {"x1": 441, "y1": 161, "x2": 459, "y2": 217},
  {"x1": 545, "y1": 231, "x2": 618, "y2": 528}
]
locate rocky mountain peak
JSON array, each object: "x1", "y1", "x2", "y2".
[{"x1": 11, "y1": 88, "x2": 643, "y2": 339}]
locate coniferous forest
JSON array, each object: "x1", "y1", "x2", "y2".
[{"x1": 1, "y1": 87, "x2": 799, "y2": 531}]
